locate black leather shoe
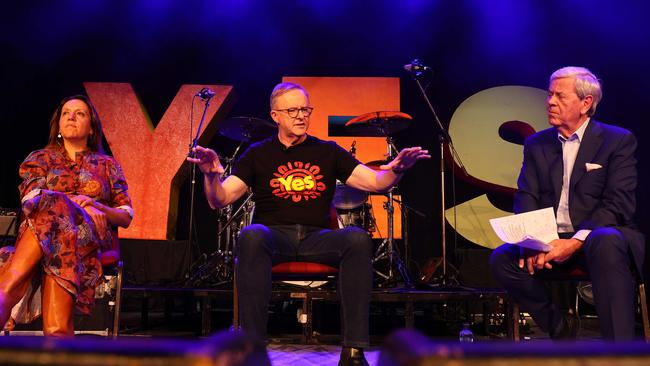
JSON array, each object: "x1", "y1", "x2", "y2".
[
  {"x1": 338, "y1": 347, "x2": 369, "y2": 366},
  {"x1": 550, "y1": 313, "x2": 579, "y2": 340}
]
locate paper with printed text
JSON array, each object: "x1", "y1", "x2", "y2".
[{"x1": 489, "y1": 207, "x2": 558, "y2": 252}]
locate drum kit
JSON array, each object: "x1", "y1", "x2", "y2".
[{"x1": 185, "y1": 111, "x2": 414, "y2": 287}]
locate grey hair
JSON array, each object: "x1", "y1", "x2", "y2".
[
  {"x1": 550, "y1": 66, "x2": 602, "y2": 116},
  {"x1": 270, "y1": 82, "x2": 308, "y2": 109}
]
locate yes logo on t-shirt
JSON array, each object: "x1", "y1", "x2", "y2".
[{"x1": 270, "y1": 161, "x2": 326, "y2": 202}]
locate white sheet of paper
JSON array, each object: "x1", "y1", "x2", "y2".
[{"x1": 489, "y1": 207, "x2": 559, "y2": 252}]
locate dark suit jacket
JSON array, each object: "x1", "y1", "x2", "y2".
[{"x1": 514, "y1": 119, "x2": 645, "y2": 275}]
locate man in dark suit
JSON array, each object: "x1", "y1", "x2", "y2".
[{"x1": 490, "y1": 66, "x2": 644, "y2": 340}]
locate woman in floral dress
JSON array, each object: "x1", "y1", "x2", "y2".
[{"x1": 0, "y1": 95, "x2": 133, "y2": 336}]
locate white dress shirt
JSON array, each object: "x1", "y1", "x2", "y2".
[{"x1": 556, "y1": 118, "x2": 591, "y2": 241}]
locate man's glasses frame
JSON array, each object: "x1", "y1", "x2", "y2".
[{"x1": 273, "y1": 107, "x2": 314, "y2": 118}]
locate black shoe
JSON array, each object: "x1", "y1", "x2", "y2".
[
  {"x1": 338, "y1": 347, "x2": 369, "y2": 366},
  {"x1": 550, "y1": 313, "x2": 579, "y2": 340}
]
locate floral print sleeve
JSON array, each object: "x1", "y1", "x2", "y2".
[
  {"x1": 106, "y1": 156, "x2": 133, "y2": 218},
  {"x1": 18, "y1": 150, "x2": 50, "y2": 210}
]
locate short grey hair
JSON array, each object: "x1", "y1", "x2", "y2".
[
  {"x1": 269, "y1": 82, "x2": 309, "y2": 109},
  {"x1": 550, "y1": 66, "x2": 602, "y2": 116}
]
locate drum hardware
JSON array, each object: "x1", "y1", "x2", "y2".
[
  {"x1": 184, "y1": 193, "x2": 253, "y2": 288},
  {"x1": 344, "y1": 111, "x2": 412, "y2": 137},
  {"x1": 334, "y1": 141, "x2": 373, "y2": 230},
  {"x1": 334, "y1": 140, "x2": 373, "y2": 231},
  {"x1": 333, "y1": 182, "x2": 368, "y2": 210},
  {"x1": 218, "y1": 116, "x2": 278, "y2": 143},
  {"x1": 185, "y1": 116, "x2": 275, "y2": 287},
  {"x1": 336, "y1": 202, "x2": 374, "y2": 233},
  {"x1": 345, "y1": 111, "x2": 414, "y2": 287}
]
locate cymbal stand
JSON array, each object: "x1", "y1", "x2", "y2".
[
  {"x1": 218, "y1": 192, "x2": 254, "y2": 239},
  {"x1": 372, "y1": 134, "x2": 412, "y2": 287}
]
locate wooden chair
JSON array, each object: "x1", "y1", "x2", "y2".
[
  {"x1": 232, "y1": 261, "x2": 338, "y2": 343},
  {"x1": 97, "y1": 229, "x2": 124, "y2": 338},
  {"x1": 231, "y1": 207, "x2": 349, "y2": 343},
  {"x1": 509, "y1": 267, "x2": 650, "y2": 342}
]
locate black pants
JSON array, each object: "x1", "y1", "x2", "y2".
[
  {"x1": 235, "y1": 224, "x2": 373, "y2": 347},
  {"x1": 490, "y1": 227, "x2": 637, "y2": 340}
]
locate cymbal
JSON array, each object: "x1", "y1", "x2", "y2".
[
  {"x1": 333, "y1": 182, "x2": 367, "y2": 210},
  {"x1": 344, "y1": 111, "x2": 412, "y2": 137},
  {"x1": 218, "y1": 117, "x2": 277, "y2": 142}
]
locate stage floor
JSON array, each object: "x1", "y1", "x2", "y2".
[
  {"x1": 114, "y1": 316, "x2": 603, "y2": 366},
  {"x1": 117, "y1": 286, "x2": 510, "y2": 340}
]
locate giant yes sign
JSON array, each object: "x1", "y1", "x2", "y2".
[
  {"x1": 86, "y1": 81, "x2": 547, "y2": 247},
  {"x1": 84, "y1": 82, "x2": 235, "y2": 239},
  {"x1": 444, "y1": 85, "x2": 549, "y2": 249}
]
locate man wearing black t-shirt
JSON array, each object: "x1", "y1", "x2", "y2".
[{"x1": 189, "y1": 82, "x2": 429, "y2": 366}]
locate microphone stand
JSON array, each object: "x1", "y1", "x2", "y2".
[
  {"x1": 409, "y1": 69, "x2": 469, "y2": 288},
  {"x1": 186, "y1": 94, "x2": 212, "y2": 279}
]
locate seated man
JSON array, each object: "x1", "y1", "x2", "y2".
[
  {"x1": 490, "y1": 66, "x2": 645, "y2": 341},
  {"x1": 188, "y1": 82, "x2": 429, "y2": 365}
]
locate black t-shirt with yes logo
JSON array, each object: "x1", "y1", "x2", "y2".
[{"x1": 232, "y1": 135, "x2": 360, "y2": 228}]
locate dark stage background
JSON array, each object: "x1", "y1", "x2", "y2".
[{"x1": 1, "y1": 1, "x2": 649, "y2": 285}]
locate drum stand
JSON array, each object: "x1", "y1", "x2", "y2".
[
  {"x1": 185, "y1": 191, "x2": 254, "y2": 287},
  {"x1": 185, "y1": 142, "x2": 250, "y2": 287},
  {"x1": 185, "y1": 115, "x2": 276, "y2": 287},
  {"x1": 372, "y1": 135, "x2": 413, "y2": 287}
]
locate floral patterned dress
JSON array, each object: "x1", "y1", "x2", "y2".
[{"x1": 0, "y1": 147, "x2": 132, "y2": 323}]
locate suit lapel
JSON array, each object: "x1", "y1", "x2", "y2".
[{"x1": 571, "y1": 120, "x2": 603, "y2": 189}]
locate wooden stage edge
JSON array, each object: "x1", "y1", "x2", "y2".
[{"x1": 121, "y1": 286, "x2": 508, "y2": 337}]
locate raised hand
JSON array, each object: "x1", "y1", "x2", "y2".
[
  {"x1": 187, "y1": 146, "x2": 224, "y2": 176},
  {"x1": 379, "y1": 147, "x2": 430, "y2": 173}
]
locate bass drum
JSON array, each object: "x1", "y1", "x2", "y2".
[
  {"x1": 231, "y1": 195, "x2": 255, "y2": 238},
  {"x1": 333, "y1": 182, "x2": 367, "y2": 210},
  {"x1": 336, "y1": 202, "x2": 374, "y2": 233}
]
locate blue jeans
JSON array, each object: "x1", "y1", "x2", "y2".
[
  {"x1": 235, "y1": 224, "x2": 373, "y2": 347},
  {"x1": 490, "y1": 227, "x2": 637, "y2": 340}
]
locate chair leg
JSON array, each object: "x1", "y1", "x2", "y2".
[
  {"x1": 232, "y1": 259, "x2": 239, "y2": 331},
  {"x1": 111, "y1": 261, "x2": 123, "y2": 339},
  {"x1": 638, "y1": 283, "x2": 650, "y2": 343},
  {"x1": 304, "y1": 293, "x2": 312, "y2": 344},
  {"x1": 201, "y1": 297, "x2": 211, "y2": 336},
  {"x1": 508, "y1": 298, "x2": 520, "y2": 342},
  {"x1": 574, "y1": 290, "x2": 580, "y2": 318}
]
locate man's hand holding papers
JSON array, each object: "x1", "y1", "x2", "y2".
[{"x1": 489, "y1": 207, "x2": 583, "y2": 274}]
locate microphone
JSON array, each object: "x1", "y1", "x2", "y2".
[
  {"x1": 196, "y1": 88, "x2": 216, "y2": 100},
  {"x1": 404, "y1": 59, "x2": 432, "y2": 73}
]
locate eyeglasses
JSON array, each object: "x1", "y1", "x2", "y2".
[{"x1": 273, "y1": 107, "x2": 314, "y2": 118}]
